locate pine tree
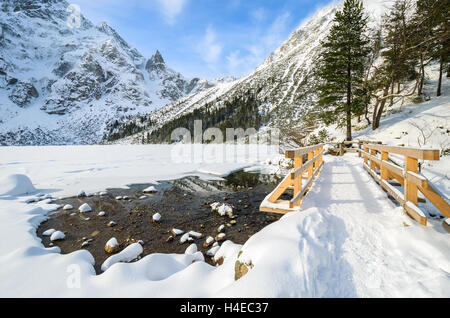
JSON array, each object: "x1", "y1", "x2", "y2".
[
  {"x1": 317, "y1": 0, "x2": 370, "y2": 141},
  {"x1": 415, "y1": 0, "x2": 450, "y2": 96}
]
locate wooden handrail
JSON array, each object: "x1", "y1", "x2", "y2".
[
  {"x1": 262, "y1": 141, "x2": 448, "y2": 229},
  {"x1": 290, "y1": 150, "x2": 324, "y2": 180},
  {"x1": 261, "y1": 144, "x2": 325, "y2": 214},
  {"x1": 361, "y1": 144, "x2": 448, "y2": 226},
  {"x1": 285, "y1": 144, "x2": 325, "y2": 159},
  {"x1": 364, "y1": 144, "x2": 440, "y2": 160}
]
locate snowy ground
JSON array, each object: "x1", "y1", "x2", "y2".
[{"x1": 0, "y1": 144, "x2": 448, "y2": 297}]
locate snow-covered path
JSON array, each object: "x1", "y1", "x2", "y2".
[
  {"x1": 0, "y1": 147, "x2": 448, "y2": 297},
  {"x1": 219, "y1": 154, "x2": 450, "y2": 297}
]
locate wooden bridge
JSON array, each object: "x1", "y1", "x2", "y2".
[{"x1": 260, "y1": 141, "x2": 450, "y2": 228}]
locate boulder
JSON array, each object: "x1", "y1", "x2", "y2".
[
  {"x1": 9, "y1": 81, "x2": 39, "y2": 107},
  {"x1": 104, "y1": 238, "x2": 120, "y2": 254}
]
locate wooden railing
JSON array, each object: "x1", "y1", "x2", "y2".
[
  {"x1": 328, "y1": 140, "x2": 382, "y2": 156},
  {"x1": 260, "y1": 141, "x2": 449, "y2": 227},
  {"x1": 361, "y1": 144, "x2": 449, "y2": 226},
  {"x1": 260, "y1": 144, "x2": 325, "y2": 214}
]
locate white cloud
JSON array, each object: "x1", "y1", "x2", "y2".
[
  {"x1": 226, "y1": 12, "x2": 291, "y2": 75},
  {"x1": 156, "y1": 0, "x2": 188, "y2": 24},
  {"x1": 251, "y1": 7, "x2": 266, "y2": 21},
  {"x1": 198, "y1": 26, "x2": 223, "y2": 70}
]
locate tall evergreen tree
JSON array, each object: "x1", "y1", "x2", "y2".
[
  {"x1": 414, "y1": 0, "x2": 450, "y2": 96},
  {"x1": 317, "y1": 0, "x2": 370, "y2": 141}
]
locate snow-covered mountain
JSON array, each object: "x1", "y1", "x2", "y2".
[
  {"x1": 119, "y1": 0, "x2": 394, "y2": 145},
  {"x1": 0, "y1": 0, "x2": 215, "y2": 145}
]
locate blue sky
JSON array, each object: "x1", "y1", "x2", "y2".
[{"x1": 73, "y1": 0, "x2": 333, "y2": 79}]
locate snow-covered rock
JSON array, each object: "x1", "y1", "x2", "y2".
[
  {"x1": 50, "y1": 231, "x2": 65, "y2": 241},
  {"x1": 206, "y1": 246, "x2": 220, "y2": 257},
  {"x1": 211, "y1": 203, "x2": 233, "y2": 217},
  {"x1": 143, "y1": 186, "x2": 157, "y2": 193},
  {"x1": 0, "y1": 174, "x2": 35, "y2": 197},
  {"x1": 63, "y1": 204, "x2": 73, "y2": 210},
  {"x1": 204, "y1": 236, "x2": 214, "y2": 248},
  {"x1": 42, "y1": 229, "x2": 56, "y2": 236},
  {"x1": 152, "y1": 213, "x2": 161, "y2": 222},
  {"x1": 78, "y1": 203, "x2": 92, "y2": 213},
  {"x1": 218, "y1": 225, "x2": 225, "y2": 233},
  {"x1": 215, "y1": 233, "x2": 226, "y2": 242},
  {"x1": 101, "y1": 243, "x2": 143, "y2": 271},
  {"x1": 104, "y1": 238, "x2": 119, "y2": 254},
  {"x1": 188, "y1": 231, "x2": 202, "y2": 239},
  {"x1": 98, "y1": 211, "x2": 106, "y2": 216},
  {"x1": 171, "y1": 228, "x2": 184, "y2": 237},
  {"x1": 179, "y1": 233, "x2": 190, "y2": 244},
  {"x1": 185, "y1": 243, "x2": 197, "y2": 255}
]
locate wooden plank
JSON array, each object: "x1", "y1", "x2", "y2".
[
  {"x1": 285, "y1": 144, "x2": 325, "y2": 159},
  {"x1": 290, "y1": 150, "x2": 323, "y2": 180},
  {"x1": 381, "y1": 160, "x2": 404, "y2": 177},
  {"x1": 406, "y1": 171, "x2": 428, "y2": 189},
  {"x1": 405, "y1": 202, "x2": 428, "y2": 226},
  {"x1": 380, "y1": 151, "x2": 389, "y2": 181},
  {"x1": 419, "y1": 183, "x2": 450, "y2": 218},
  {"x1": 268, "y1": 174, "x2": 293, "y2": 203},
  {"x1": 381, "y1": 180, "x2": 405, "y2": 205},
  {"x1": 293, "y1": 155, "x2": 303, "y2": 207},
  {"x1": 290, "y1": 162, "x2": 324, "y2": 207},
  {"x1": 260, "y1": 202, "x2": 297, "y2": 214},
  {"x1": 365, "y1": 144, "x2": 440, "y2": 160},
  {"x1": 364, "y1": 163, "x2": 381, "y2": 183}
]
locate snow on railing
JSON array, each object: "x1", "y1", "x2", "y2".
[
  {"x1": 361, "y1": 144, "x2": 449, "y2": 227},
  {"x1": 260, "y1": 141, "x2": 449, "y2": 229},
  {"x1": 260, "y1": 144, "x2": 325, "y2": 214}
]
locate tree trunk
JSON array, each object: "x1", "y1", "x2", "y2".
[
  {"x1": 365, "y1": 103, "x2": 371, "y2": 125},
  {"x1": 372, "y1": 98, "x2": 380, "y2": 130},
  {"x1": 346, "y1": 63, "x2": 352, "y2": 141},
  {"x1": 373, "y1": 86, "x2": 389, "y2": 130},
  {"x1": 437, "y1": 54, "x2": 443, "y2": 97},
  {"x1": 418, "y1": 54, "x2": 425, "y2": 96},
  {"x1": 390, "y1": 82, "x2": 394, "y2": 107},
  {"x1": 397, "y1": 82, "x2": 401, "y2": 94}
]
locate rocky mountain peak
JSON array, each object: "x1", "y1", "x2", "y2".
[{"x1": 146, "y1": 50, "x2": 166, "y2": 73}]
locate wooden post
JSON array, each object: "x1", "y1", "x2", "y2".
[
  {"x1": 364, "y1": 146, "x2": 369, "y2": 165},
  {"x1": 380, "y1": 151, "x2": 389, "y2": 181},
  {"x1": 293, "y1": 155, "x2": 303, "y2": 207},
  {"x1": 308, "y1": 152, "x2": 314, "y2": 178},
  {"x1": 405, "y1": 156, "x2": 419, "y2": 206},
  {"x1": 339, "y1": 143, "x2": 344, "y2": 156},
  {"x1": 370, "y1": 149, "x2": 377, "y2": 171},
  {"x1": 314, "y1": 148, "x2": 320, "y2": 171},
  {"x1": 358, "y1": 141, "x2": 362, "y2": 158}
]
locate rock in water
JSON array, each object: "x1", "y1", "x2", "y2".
[
  {"x1": 43, "y1": 229, "x2": 56, "y2": 236},
  {"x1": 152, "y1": 213, "x2": 161, "y2": 223},
  {"x1": 143, "y1": 186, "x2": 157, "y2": 193},
  {"x1": 105, "y1": 238, "x2": 120, "y2": 254},
  {"x1": 78, "y1": 203, "x2": 92, "y2": 213},
  {"x1": 50, "y1": 231, "x2": 65, "y2": 241},
  {"x1": 101, "y1": 243, "x2": 143, "y2": 271}
]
